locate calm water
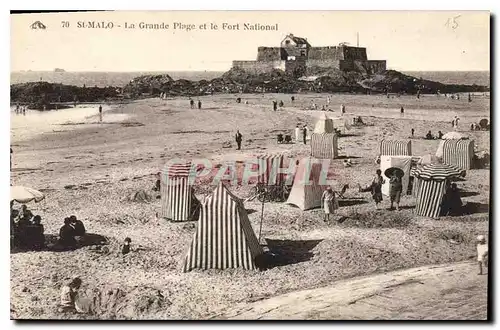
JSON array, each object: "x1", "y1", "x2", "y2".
[
  {"x1": 9, "y1": 104, "x2": 128, "y2": 142},
  {"x1": 11, "y1": 71, "x2": 490, "y2": 88}
]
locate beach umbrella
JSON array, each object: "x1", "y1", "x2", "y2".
[
  {"x1": 10, "y1": 186, "x2": 45, "y2": 203},
  {"x1": 442, "y1": 131, "x2": 469, "y2": 140},
  {"x1": 411, "y1": 163, "x2": 464, "y2": 181},
  {"x1": 384, "y1": 167, "x2": 405, "y2": 178}
]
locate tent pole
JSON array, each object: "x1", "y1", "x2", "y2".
[{"x1": 258, "y1": 191, "x2": 265, "y2": 244}]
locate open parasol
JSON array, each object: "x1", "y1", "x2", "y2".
[
  {"x1": 384, "y1": 167, "x2": 405, "y2": 178},
  {"x1": 411, "y1": 163, "x2": 465, "y2": 181},
  {"x1": 10, "y1": 186, "x2": 45, "y2": 203}
]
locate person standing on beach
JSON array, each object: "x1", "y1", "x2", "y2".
[
  {"x1": 273, "y1": 101, "x2": 277, "y2": 111},
  {"x1": 295, "y1": 124, "x2": 301, "y2": 143},
  {"x1": 302, "y1": 125, "x2": 308, "y2": 145},
  {"x1": 198, "y1": 100, "x2": 202, "y2": 110},
  {"x1": 477, "y1": 235, "x2": 488, "y2": 275},
  {"x1": 468, "y1": 93, "x2": 472, "y2": 103},
  {"x1": 321, "y1": 187, "x2": 337, "y2": 222},
  {"x1": 235, "y1": 130, "x2": 243, "y2": 150},
  {"x1": 359, "y1": 169, "x2": 385, "y2": 210},
  {"x1": 98, "y1": 105, "x2": 103, "y2": 122},
  {"x1": 411, "y1": 128, "x2": 415, "y2": 138},
  {"x1": 400, "y1": 106, "x2": 404, "y2": 116},
  {"x1": 10, "y1": 147, "x2": 13, "y2": 170},
  {"x1": 190, "y1": 99, "x2": 194, "y2": 109},
  {"x1": 341, "y1": 104, "x2": 346, "y2": 115},
  {"x1": 389, "y1": 174, "x2": 402, "y2": 211},
  {"x1": 291, "y1": 96, "x2": 295, "y2": 103}
]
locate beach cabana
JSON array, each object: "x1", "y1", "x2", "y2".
[
  {"x1": 310, "y1": 133, "x2": 338, "y2": 159},
  {"x1": 256, "y1": 154, "x2": 285, "y2": 185},
  {"x1": 379, "y1": 139, "x2": 412, "y2": 156},
  {"x1": 411, "y1": 164, "x2": 464, "y2": 218},
  {"x1": 183, "y1": 182, "x2": 263, "y2": 272},
  {"x1": 160, "y1": 161, "x2": 200, "y2": 222},
  {"x1": 380, "y1": 156, "x2": 412, "y2": 196},
  {"x1": 435, "y1": 137, "x2": 475, "y2": 171}
]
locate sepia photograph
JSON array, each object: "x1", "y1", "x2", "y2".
[{"x1": 10, "y1": 10, "x2": 490, "y2": 320}]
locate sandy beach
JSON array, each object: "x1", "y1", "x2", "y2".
[{"x1": 10, "y1": 93, "x2": 490, "y2": 319}]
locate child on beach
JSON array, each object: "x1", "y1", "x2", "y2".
[{"x1": 477, "y1": 235, "x2": 488, "y2": 275}]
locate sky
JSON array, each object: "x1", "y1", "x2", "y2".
[{"x1": 10, "y1": 11, "x2": 490, "y2": 72}]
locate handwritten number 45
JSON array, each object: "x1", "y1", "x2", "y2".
[
  {"x1": 445, "y1": 16, "x2": 460, "y2": 30},
  {"x1": 61, "y1": 21, "x2": 70, "y2": 28}
]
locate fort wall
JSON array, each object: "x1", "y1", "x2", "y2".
[
  {"x1": 232, "y1": 60, "x2": 286, "y2": 74},
  {"x1": 257, "y1": 47, "x2": 283, "y2": 61}
]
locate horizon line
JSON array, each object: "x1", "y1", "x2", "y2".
[{"x1": 10, "y1": 69, "x2": 491, "y2": 73}]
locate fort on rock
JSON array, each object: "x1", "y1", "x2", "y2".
[{"x1": 232, "y1": 34, "x2": 386, "y2": 75}]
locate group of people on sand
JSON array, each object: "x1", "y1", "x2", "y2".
[
  {"x1": 357, "y1": 169, "x2": 403, "y2": 211},
  {"x1": 14, "y1": 104, "x2": 27, "y2": 115},
  {"x1": 11, "y1": 203, "x2": 45, "y2": 250},
  {"x1": 189, "y1": 98, "x2": 202, "y2": 109},
  {"x1": 294, "y1": 124, "x2": 310, "y2": 145},
  {"x1": 55, "y1": 216, "x2": 87, "y2": 250},
  {"x1": 424, "y1": 130, "x2": 444, "y2": 140}
]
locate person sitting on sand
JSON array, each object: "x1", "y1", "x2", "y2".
[
  {"x1": 31, "y1": 215, "x2": 45, "y2": 251},
  {"x1": 437, "y1": 131, "x2": 444, "y2": 139},
  {"x1": 477, "y1": 235, "x2": 488, "y2": 275},
  {"x1": 121, "y1": 237, "x2": 132, "y2": 255},
  {"x1": 58, "y1": 218, "x2": 77, "y2": 250},
  {"x1": 18, "y1": 205, "x2": 33, "y2": 224},
  {"x1": 70, "y1": 215, "x2": 86, "y2": 237},
  {"x1": 441, "y1": 183, "x2": 463, "y2": 216},
  {"x1": 153, "y1": 172, "x2": 161, "y2": 192},
  {"x1": 343, "y1": 159, "x2": 352, "y2": 168},
  {"x1": 359, "y1": 169, "x2": 385, "y2": 210},
  {"x1": 58, "y1": 277, "x2": 82, "y2": 313},
  {"x1": 425, "y1": 131, "x2": 434, "y2": 140},
  {"x1": 291, "y1": 96, "x2": 295, "y2": 103}
]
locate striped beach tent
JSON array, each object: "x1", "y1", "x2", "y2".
[
  {"x1": 256, "y1": 154, "x2": 285, "y2": 185},
  {"x1": 160, "y1": 161, "x2": 200, "y2": 222},
  {"x1": 379, "y1": 139, "x2": 412, "y2": 156},
  {"x1": 412, "y1": 163, "x2": 463, "y2": 218},
  {"x1": 380, "y1": 155, "x2": 412, "y2": 196},
  {"x1": 183, "y1": 182, "x2": 263, "y2": 272},
  {"x1": 286, "y1": 157, "x2": 327, "y2": 210},
  {"x1": 313, "y1": 113, "x2": 335, "y2": 134},
  {"x1": 440, "y1": 139, "x2": 475, "y2": 170},
  {"x1": 311, "y1": 133, "x2": 338, "y2": 159}
]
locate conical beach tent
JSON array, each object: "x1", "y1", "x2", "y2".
[
  {"x1": 161, "y1": 161, "x2": 200, "y2": 222},
  {"x1": 183, "y1": 182, "x2": 263, "y2": 272},
  {"x1": 313, "y1": 113, "x2": 335, "y2": 134},
  {"x1": 285, "y1": 157, "x2": 326, "y2": 210}
]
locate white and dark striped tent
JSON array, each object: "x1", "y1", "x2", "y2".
[
  {"x1": 379, "y1": 139, "x2": 412, "y2": 156},
  {"x1": 310, "y1": 133, "x2": 339, "y2": 159},
  {"x1": 256, "y1": 154, "x2": 285, "y2": 185},
  {"x1": 440, "y1": 139, "x2": 475, "y2": 170},
  {"x1": 411, "y1": 164, "x2": 463, "y2": 218},
  {"x1": 160, "y1": 162, "x2": 200, "y2": 222},
  {"x1": 183, "y1": 182, "x2": 263, "y2": 272},
  {"x1": 286, "y1": 157, "x2": 327, "y2": 210}
]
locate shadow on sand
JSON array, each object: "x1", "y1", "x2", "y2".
[
  {"x1": 338, "y1": 198, "x2": 368, "y2": 207},
  {"x1": 256, "y1": 239, "x2": 323, "y2": 270}
]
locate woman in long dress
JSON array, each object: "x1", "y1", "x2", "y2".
[
  {"x1": 359, "y1": 169, "x2": 385, "y2": 209},
  {"x1": 321, "y1": 187, "x2": 338, "y2": 221}
]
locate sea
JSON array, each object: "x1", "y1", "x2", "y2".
[{"x1": 10, "y1": 70, "x2": 490, "y2": 88}]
